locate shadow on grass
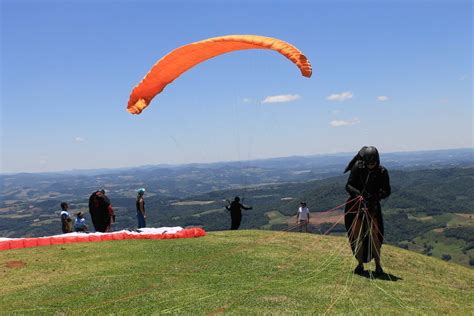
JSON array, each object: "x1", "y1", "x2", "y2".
[{"x1": 355, "y1": 270, "x2": 403, "y2": 281}]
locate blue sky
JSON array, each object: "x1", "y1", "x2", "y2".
[{"x1": 1, "y1": 0, "x2": 472, "y2": 173}]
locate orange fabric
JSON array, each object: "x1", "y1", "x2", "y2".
[
  {"x1": 37, "y1": 238, "x2": 51, "y2": 246},
  {"x1": 127, "y1": 35, "x2": 312, "y2": 114},
  {"x1": 0, "y1": 228, "x2": 207, "y2": 251},
  {"x1": 23, "y1": 238, "x2": 39, "y2": 248},
  {"x1": 50, "y1": 237, "x2": 64, "y2": 245},
  {"x1": 101, "y1": 234, "x2": 114, "y2": 241},
  {"x1": 112, "y1": 232, "x2": 126, "y2": 240},
  {"x1": 63, "y1": 236, "x2": 78, "y2": 244},
  {"x1": 9, "y1": 239, "x2": 24, "y2": 249},
  {"x1": 0, "y1": 241, "x2": 10, "y2": 250},
  {"x1": 88, "y1": 235, "x2": 102, "y2": 242}
]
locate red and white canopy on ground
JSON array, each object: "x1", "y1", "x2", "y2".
[{"x1": 0, "y1": 227, "x2": 206, "y2": 251}]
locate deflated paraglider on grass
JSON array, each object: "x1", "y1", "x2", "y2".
[{"x1": 127, "y1": 35, "x2": 312, "y2": 114}]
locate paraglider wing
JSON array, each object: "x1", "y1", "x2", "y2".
[{"x1": 127, "y1": 35, "x2": 312, "y2": 114}]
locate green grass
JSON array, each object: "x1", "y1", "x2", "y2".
[
  {"x1": 1, "y1": 230, "x2": 473, "y2": 314},
  {"x1": 403, "y1": 213, "x2": 474, "y2": 267},
  {"x1": 192, "y1": 208, "x2": 226, "y2": 217},
  {"x1": 448, "y1": 213, "x2": 474, "y2": 227},
  {"x1": 261, "y1": 211, "x2": 289, "y2": 229},
  {"x1": 413, "y1": 230, "x2": 474, "y2": 266}
]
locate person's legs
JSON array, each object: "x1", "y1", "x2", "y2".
[
  {"x1": 370, "y1": 216, "x2": 383, "y2": 274},
  {"x1": 231, "y1": 215, "x2": 241, "y2": 230},
  {"x1": 137, "y1": 213, "x2": 146, "y2": 228},
  {"x1": 61, "y1": 220, "x2": 68, "y2": 234},
  {"x1": 352, "y1": 215, "x2": 366, "y2": 273},
  {"x1": 299, "y1": 220, "x2": 308, "y2": 232},
  {"x1": 353, "y1": 218, "x2": 365, "y2": 263}
]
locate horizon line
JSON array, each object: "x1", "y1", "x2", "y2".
[{"x1": 1, "y1": 146, "x2": 473, "y2": 176}]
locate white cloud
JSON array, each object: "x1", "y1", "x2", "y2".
[
  {"x1": 326, "y1": 91, "x2": 353, "y2": 102},
  {"x1": 261, "y1": 94, "x2": 300, "y2": 104},
  {"x1": 39, "y1": 155, "x2": 48, "y2": 165},
  {"x1": 74, "y1": 137, "x2": 86, "y2": 143},
  {"x1": 377, "y1": 96, "x2": 389, "y2": 101},
  {"x1": 243, "y1": 98, "x2": 253, "y2": 103},
  {"x1": 330, "y1": 118, "x2": 360, "y2": 127}
]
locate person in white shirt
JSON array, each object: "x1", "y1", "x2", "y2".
[
  {"x1": 296, "y1": 202, "x2": 310, "y2": 232},
  {"x1": 74, "y1": 212, "x2": 88, "y2": 232},
  {"x1": 59, "y1": 202, "x2": 73, "y2": 233}
]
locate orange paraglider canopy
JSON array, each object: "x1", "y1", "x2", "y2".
[{"x1": 127, "y1": 35, "x2": 312, "y2": 114}]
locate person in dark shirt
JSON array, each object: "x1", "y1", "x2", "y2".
[
  {"x1": 225, "y1": 196, "x2": 252, "y2": 230},
  {"x1": 88, "y1": 190, "x2": 115, "y2": 232},
  {"x1": 344, "y1": 146, "x2": 391, "y2": 275},
  {"x1": 136, "y1": 188, "x2": 146, "y2": 228}
]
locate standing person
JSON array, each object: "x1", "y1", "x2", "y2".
[
  {"x1": 59, "y1": 202, "x2": 73, "y2": 233},
  {"x1": 74, "y1": 212, "x2": 88, "y2": 232},
  {"x1": 136, "y1": 188, "x2": 146, "y2": 228},
  {"x1": 88, "y1": 190, "x2": 115, "y2": 232},
  {"x1": 344, "y1": 146, "x2": 391, "y2": 275},
  {"x1": 225, "y1": 196, "x2": 252, "y2": 230},
  {"x1": 296, "y1": 202, "x2": 310, "y2": 232}
]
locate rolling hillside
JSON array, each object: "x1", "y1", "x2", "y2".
[
  {"x1": 1, "y1": 231, "x2": 473, "y2": 314},
  {"x1": 2, "y1": 167, "x2": 473, "y2": 268}
]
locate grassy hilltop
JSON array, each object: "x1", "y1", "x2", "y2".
[{"x1": 1, "y1": 230, "x2": 473, "y2": 314}]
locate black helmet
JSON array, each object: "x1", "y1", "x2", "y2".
[
  {"x1": 234, "y1": 196, "x2": 240, "y2": 202},
  {"x1": 344, "y1": 146, "x2": 368, "y2": 173},
  {"x1": 363, "y1": 146, "x2": 380, "y2": 166}
]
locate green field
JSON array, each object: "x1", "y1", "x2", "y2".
[
  {"x1": 397, "y1": 212, "x2": 474, "y2": 267},
  {"x1": 1, "y1": 231, "x2": 473, "y2": 314},
  {"x1": 261, "y1": 211, "x2": 290, "y2": 229}
]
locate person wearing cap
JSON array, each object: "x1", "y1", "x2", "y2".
[
  {"x1": 74, "y1": 211, "x2": 88, "y2": 232},
  {"x1": 296, "y1": 202, "x2": 310, "y2": 232},
  {"x1": 344, "y1": 146, "x2": 391, "y2": 275},
  {"x1": 136, "y1": 188, "x2": 146, "y2": 228},
  {"x1": 225, "y1": 196, "x2": 252, "y2": 230}
]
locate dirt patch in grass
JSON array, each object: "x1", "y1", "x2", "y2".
[
  {"x1": 416, "y1": 216, "x2": 434, "y2": 222},
  {"x1": 207, "y1": 303, "x2": 230, "y2": 316},
  {"x1": 309, "y1": 210, "x2": 344, "y2": 225},
  {"x1": 5, "y1": 260, "x2": 26, "y2": 269},
  {"x1": 284, "y1": 210, "x2": 344, "y2": 226},
  {"x1": 172, "y1": 201, "x2": 215, "y2": 206}
]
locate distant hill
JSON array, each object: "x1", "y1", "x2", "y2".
[
  {"x1": 147, "y1": 167, "x2": 474, "y2": 267},
  {"x1": 1, "y1": 231, "x2": 472, "y2": 314},
  {"x1": 1, "y1": 149, "x2": 473, "y2": 267},
  {"x1": 2, "y1": 148, "x2": 473, "y2": 199}
]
